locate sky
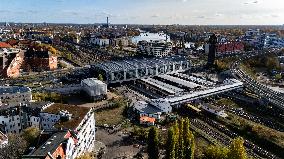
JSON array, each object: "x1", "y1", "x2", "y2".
[{"x1": 0, "y1": 0, "x2": 283, "y2": 25}]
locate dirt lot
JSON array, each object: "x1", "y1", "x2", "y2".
[{"x1": 96, "y1": 128, "x2": 147, "y2": 159}]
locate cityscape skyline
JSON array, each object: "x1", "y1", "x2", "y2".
[{"x1": 0, "y1": 0, "x2": 284, "y2": 25}]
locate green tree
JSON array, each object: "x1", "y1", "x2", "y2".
[
  {"x1": 275, "y1": 74, "x2": 282, "y2": 80},
  {"x1": 229, "y1": 137, "x2": 247, "y2": 159},
  {"x1": 177, "y1": 119, "x2": 184, "y2": 159},
  {"x1": 147, "y1": 127, "x2": 159, "y2": 159},
  {"x1": 166, "y1": 127, "x2": 176, "y2": 159},
  {"x1": 204, "y1": 145, "x2": 229, "y2": 159},
  {"x1": 166, "y1": 118, "x2": 195, "y2": 159},
  {"x1": 98, "y1": 74, "x2": 104, "y2": 81},
  {"x1": 118, "y1": 40, "x2": 123, "y2": 50},
  {"x1": 184, "y1": 118, "x2": 195, "y2": 159},
  {"x1": 21, "y1": 127, "x2": 40, "y2": 146},
  {"x1": 0, "y1": 134, "x2": 27, "y2": 159}
]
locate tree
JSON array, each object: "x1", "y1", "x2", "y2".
[
  {"x1": 75, "y1": 153, "x2": 94, "y2": 159},
  {"x1": 0, "y1": 133, "x2": 27, "y2": 159},
  {"x1": 21, "y1": 127, "x2": 40, "y2": 146},
  {"x1": 166, "y1": 118, "x2": 195, "y2": 159},
  {"x1": 98, "y1": 74, "x2": 104, "y2": 81},
  {"x1": 275, "y1": 74, "x2": 282, "y2": 80},
  {"x1": 229, "y1": 137, "x2": 247, "y2": 159},
  {"x1": 204, "y1": 137, "x2": 247, "y2": 159},
  {"x1": 118, "y1": 40, "x2": 123, "y2": 50},
  {"x1": 183, "y1": 118, "x2": 194, "y2": 159},
  {"x1": 166, "y1": 127, "x2": 176, "y2": 159},
  {"x1": 177, "y1": 119, "x2": 184, "y2": 159},
  {"x1": 204, "y1": 145, "x2": 229, "y2": 159},
  {"x1": 147, "y1": 127, "x2": 159, "y2": 159}
]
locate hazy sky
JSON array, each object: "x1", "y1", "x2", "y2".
[{"x1": 0, "y1": 0, "x2": 283, "y2": 25}]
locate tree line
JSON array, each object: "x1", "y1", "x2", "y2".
[{"x1": 147, "y1": 118, "x2": 248, "y2": 159}]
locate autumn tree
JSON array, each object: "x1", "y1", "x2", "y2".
[
  {"x1": 147, "y1": 127, "x2": 159, "y2": 159},
  {"x1": 21, "y1": 127, "x2": 40, "y2": 146},
  {"x1": 204, "y1": 145, "x2": 229, "y2": 159},
  {"x1": 204, "y1": 137, "x2": 247, "y2": 159},
  {"x1": 166, "y1": 118, "x2": 195, "y2": 159},
  {"x1": 0, "y1": 134, "x2": 27, "y2": 159},
  {"x1": 229, "y1": 137, "x2": 247, "y2": 159},
  {"x1": 166, "y1": 127, "x2": 176, "y2": 159}
]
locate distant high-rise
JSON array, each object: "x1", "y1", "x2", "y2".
[
  {"x1": 107, "y1": 17, "x2": 109, "y2": 27},
  {"x1": 207, "y1": 34, "x2": 217, "y2": 66}
]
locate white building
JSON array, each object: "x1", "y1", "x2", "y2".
[
  {"x1": 0, "y1": 86, "x2": 32, "y2": 107},
  {"x1": 90, "y1": 35, "x2": 110, "y2": 47},
  {"x1": 137, "y1": 40, "x2": 172, "y2": 57},
  {"x1": 24, "y1": 104, "x2": 96, "y2": 159},
  {"x1": 0, "y1": 102, "x2": 53, "y2": 134},
  {"x1": 133, "y1": 101, "x2": 162, "y2": 119},
  {"x1": 81, "y1": 78, "x2": 107, "y2": 101},
  {"x1": 264, "y1": 34, "x2": 284, "y2": 48}
]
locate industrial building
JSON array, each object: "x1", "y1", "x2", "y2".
[
  {"x1": 93, "y1": 56, "x2": 190, "y2": 84},
  {"x1": 133, "y1": 72, "x2": 243, "y2": 114},
  {"x1": 81, "y1": 78, "x2": 107, "y2": 101}
]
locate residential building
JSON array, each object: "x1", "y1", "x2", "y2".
[
  {"x1": 111, "y1": 37, "x2": 129, "y2": 47},
  {"x1": 23, "y1": 49, "x2": 57, "y2": 72},
  {"x1": 264, "y1": 34, "x2": 284, "y2": 48},
  {"x1": 37, "y1": 104, "x2": 96, "y2": 159},
  {"x1": 0, "y1": 102, "x2": 53, "y2": 134},
  {"x1": 22, "y1": 130, "x2": 74, "y2": 159},
  {"x1": 0, "y1": 42, "x2": 22, "y2": 77},
  {"x1": 81, "y1": 78, "x2": 107, "y2": 101},
  {"x1": 90, "y1": 35, "x2": 110, "y2": 47},
  {"x1": 0, "y1": 131, "x2": 8, "y2": 148},
  {"x1": 0, "y1": 86, "x2": 32, "y2": 107},
  {"x1": 137, "y1": 40, "x2": 172, "y2": 57},
  {"x1": 205, "y1": 42, "x2": 244, "y2": 54}
]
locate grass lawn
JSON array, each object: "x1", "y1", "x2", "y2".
[{"x1": 95, "y1": 104, "x2": 126, "y2": 126}]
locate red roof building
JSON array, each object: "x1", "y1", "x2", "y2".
[{"x1": 0, "y1": 42, "x2": 12, "y2": 48}]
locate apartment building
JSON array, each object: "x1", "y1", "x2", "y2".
[
  {"x1": 24, "y1": 104, "x2": 96, "y2": 159},
  {"x1": 0, "y1": 102, "x2": 53, "y2": 134},
  {"x1": 137, "y1": 40, "x2": 172, "y2": 57},
  {"x1": 0, "y1": 86, "x2": 32, "y2": 107}
]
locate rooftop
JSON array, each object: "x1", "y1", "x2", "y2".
[
  {"x1": 24, "y1": 130, "x2": 69, "y2": 158},
  {"x1": 94, "y1": 55, "x2": 188, "y2": 72},
  {"x1": 140, "y1": 116, "x2": 155, "y2": 123},
  {"x1": 82, "y1": 78, "x2": 105, "y2": 87},
  {"x1": 0, "y1": 86, "x2": 31, "y2": 95},
  {"x1": 0, "y1": 131, "x2": 8, "y2": 143},
  {"x1": 42, "y1": 104, "x2": 90, "y2": 130},
  {"x1": 0, "y1": 42, "x2": 12, "y2": 48},
  {"x1": 134, "y1": 101, "x2": 162, "y2": 114}
]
